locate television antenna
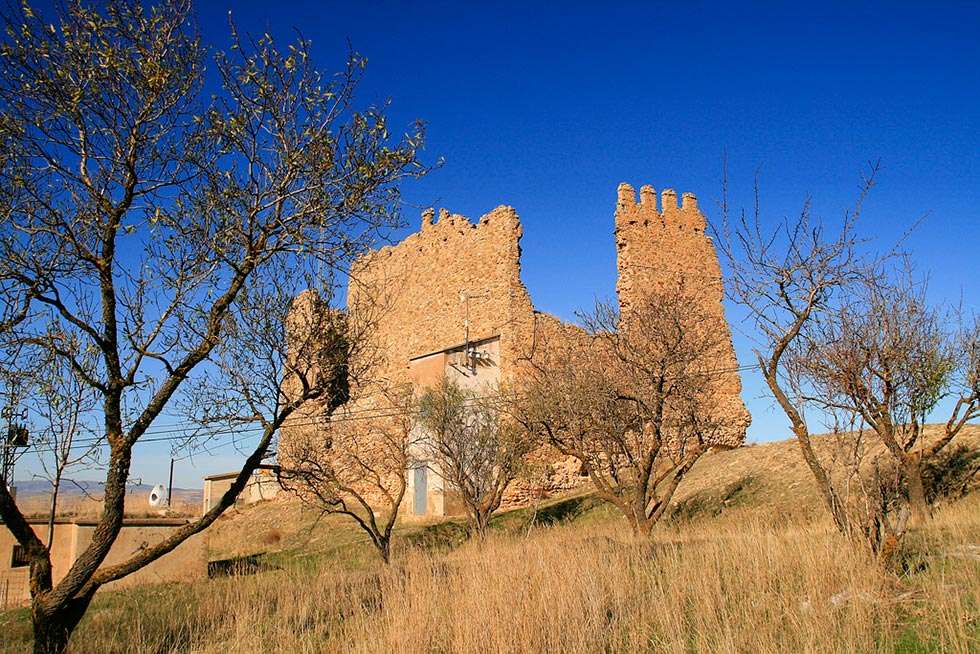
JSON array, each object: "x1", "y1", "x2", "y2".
[
  {"x1": 1, "y1": 404, "x2": 29, "y2": 490},
  {"x1": 459, "y1": 290, "x2": 490, "y2": 372},
  {"x1": 148, "y1": 484, "x2": 166, "y2": 508}
]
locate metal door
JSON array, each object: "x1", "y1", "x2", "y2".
[{"x1": 413, "y1": 466, "x2": 428, "y2": 515}]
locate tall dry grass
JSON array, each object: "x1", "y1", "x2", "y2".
[{"x1": 5, "y1": 495, "x2": 979, "y2": 653}]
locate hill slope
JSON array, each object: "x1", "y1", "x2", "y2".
[
  {"x1": 2, "y1": 427, "x2": 979, "y2": 654},
  {"x1": 207, "y1": 426, "x2": 980, "y2": 563}
]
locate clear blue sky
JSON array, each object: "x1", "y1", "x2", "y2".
[{"x1": 16, "y1": 1, "x2": 980, "y2": 489}]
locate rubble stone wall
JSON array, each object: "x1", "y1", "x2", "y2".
[
  {"x1": 613, "y1": 184, "x2": 751, "y2": 447},
  {"x1": 281, "y1": 182, "x2": 751, "y2": 513},
  {"x1": 347, "y1": 206, "x2": 536, "y2": 388}
]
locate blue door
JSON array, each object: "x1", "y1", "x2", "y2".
[{"x1": 413, "y1": 466, "x2": 428, "y2": 515}]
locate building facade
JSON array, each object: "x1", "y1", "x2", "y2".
[{"x1": 202, "y1": 464, "x2": 282, "y2": 514}]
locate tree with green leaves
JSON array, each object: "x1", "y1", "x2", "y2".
[
  {"x1": 0, "y1": 1, "x2": 427, "y2": 651},
  {"x1": 418, "y1": 379, "x2": 534, "y2": 539},
  {"x1": 786, "y1": 268, "x2": 980, "y2": 532},
  {"x1": 719, "y1": 167, "x2": 980, "y2": 559}
]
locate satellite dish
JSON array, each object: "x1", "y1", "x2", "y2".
[{"x1": 148, "y1": 484, "x2": 166, "y2": 508}]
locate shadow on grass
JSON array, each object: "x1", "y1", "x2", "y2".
[
  {"x1": 925, "y1": 445, "x2": 980, "y2": 503},
  {"x1": 529, "y1": 494, "x2": 607, "y2": 526},
  {"x1": 399, "y1": 520, "x2": 472, "y2": 555},
  {"x1": 488, "y1": 493, "x2": 612, "y2": 536},
  {"x1": 668, "y1": 475, "x2": 757, "y2": 524},
  {"x1": 207, "y1": 553, "x2": 280, "y2": 578}
]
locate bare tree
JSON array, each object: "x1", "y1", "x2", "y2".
[
  {"x1": 719, "y1": 162, "x2": 980, "y2": 559},
  {"x1": 418, "y1": 379, "x2": 533, "y2": 539},
  {"x1": 716, "y1": 165, "x2": 877, "y2": 539},
  {"x1": 513, "y1": 289, "x2": 735, "y2": 537},
  {"x1": 0, "y1": 2, "x2": 427, "y2": 651},
  {"x1": 278, "y1": 386, "x2": 418, "y2": 564},
  {"x1": 788, "y1": 268, "x2": 980, "y2": 528}
]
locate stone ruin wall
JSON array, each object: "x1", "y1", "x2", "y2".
[
  {"x1": 613, "y1": 184, "x2": 751, "y2": 447},
  {"x1": 346, "y1": 205, "x2": 536, "y2": 389},
  {"x1": 500, "y1": 312, "x2": 595, "y2": 506},
  {"x1": 280, "y1": 205, "x2": 547, "y2": 513},
  {"x1": 281, "y1": 182, "x2": 750, "y2": 512}
]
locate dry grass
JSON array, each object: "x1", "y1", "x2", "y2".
[
  {"x1": 3, "y1": 430, "x2": 978, "y2": 652},
  {"x1": 13, "y1": 493, "x2": 201, "y2": 520},
  {"x1": 672, "y1": 425, "x2": 980, "y2": 523},
  {"x1": 3, "y1": 494, "x2": 979, "y2": 653}
]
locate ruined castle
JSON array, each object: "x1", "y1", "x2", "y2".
[{"x1": 282, "y1": 182, "x2": 750, "y2": 517}]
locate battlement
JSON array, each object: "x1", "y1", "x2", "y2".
[
  {"x1": 356, "y1": 204, "x2": 523, "y2": 275},
  {"x1": 615, "y1": 181, "x2": 706, "y2": 232},
  {"x1": 417, "y1": 204, "x2": 521, "y2": 233},
  {"x1": 612, "y1": 180, "x2": 748, "y2": 447},
  {"x1": 614, "y1": 180, "x2": 720, "y2": 312}
]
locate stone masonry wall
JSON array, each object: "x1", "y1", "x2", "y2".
[
  {"x1": 281, "y1": 182, "x2": 751, "y2": 512},
  {"x1": 614, "y1": 183, "x2": 750, "y2": 447},
  {"x1": 282, "y1": 205, "x2": 544, "y2": 515},
  {"x1": 347, "y1": 206, "x2": 536, "y2": 388}
]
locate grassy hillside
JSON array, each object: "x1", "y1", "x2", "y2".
[
  {"x1": 205, "y1": 425, "x2": 980, "y2": 564},
  {"x1": 2, "y1": 428, "x2": 979, "y2": 653}
]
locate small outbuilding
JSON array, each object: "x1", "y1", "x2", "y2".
[{"x1": 201, "y1": 464, "x2": 281, "y2": 514}]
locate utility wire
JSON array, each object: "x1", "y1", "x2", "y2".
[{"x1": 21, "y1": 361, "x2": 764, "y2": 457}]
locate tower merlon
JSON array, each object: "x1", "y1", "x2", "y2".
[
  {"x1": 681, "y1": 192, "x2": 706, "y2": 230},
  {"x1": 640, "y1": 184, "x2": 657, "y2": 212},
  {"x1": 617, "y1": 182, "x2": 637, "y2": 210},
  {"x1": 660, "y1": 188, "x2": 678, "y2": 211},
  {"x1": 422, "y1": 207, "x2": 435, "y2": 229}
]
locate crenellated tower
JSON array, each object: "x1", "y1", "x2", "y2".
[
  {"x1": 613, "y1": 181, "x2": 750, "y2": 447},
  {"x1": 283, "y1": 181, "x2": 752, "y2": 514},
  {"x1": 614, "y1": 183, "x2": 716, "y2": 307}
]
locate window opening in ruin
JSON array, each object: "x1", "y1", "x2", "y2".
[{"x1": 11, "y1": 544, "x2": 28, "y2": 568}]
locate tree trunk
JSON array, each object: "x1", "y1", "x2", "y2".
[
  {"x1": 904, "y1": 454, "x2": 931, "y2": 527},
  {"x1": 791, "y1": 425, "x2": 851, "y2": 536},
  {"x1": 378, "y1": 538, "x2": 391, "y2": 565},
  {"x1": 759, "y1": 359, "x2": 853, "y2": 538},
  {"x1": 46, "y1": 474, "x2": 62, "y2": 550},
  {"x1": 634, "y1": 520, "x2": 654, "y2": 538},
  {"x1": 625, "y1": 505, "x2": 654, "y2": 538},
  {"x1": 31, "y1": 590, "x2": 95, "y2": 654},
  {"x1": 474, "y1": 512, "x2": 490, "y2": 540}
]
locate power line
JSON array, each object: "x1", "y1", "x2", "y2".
[
  {"x1": 20, "y1": 401, "x2": 467, "y2": 456},
  {"x1": 20, "y1": 361, "x2": 764, "y2": 457},
  {"x1": 19, "y1": 397, "x2": 441, "y2": 455}
]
